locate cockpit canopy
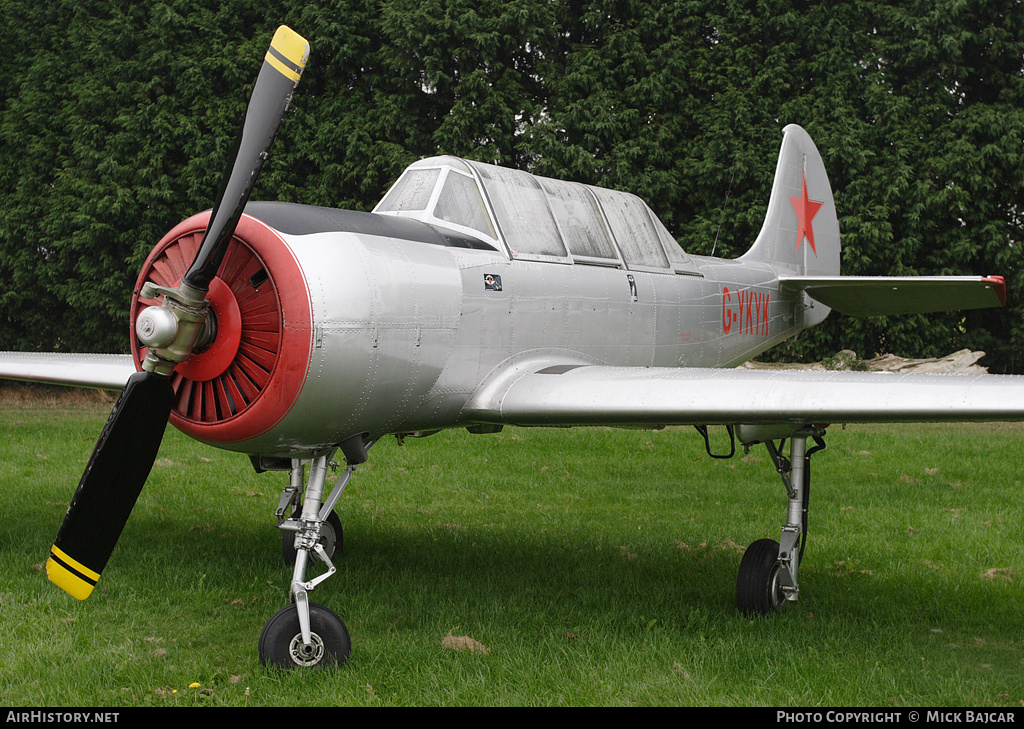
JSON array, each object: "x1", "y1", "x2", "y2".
[{"x1": 373, "y1": 156, "x2": 697, "y2": 274}]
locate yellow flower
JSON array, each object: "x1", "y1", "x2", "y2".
[{"x1": 189, "y1": 682, "x2": 201, "y2": 689}]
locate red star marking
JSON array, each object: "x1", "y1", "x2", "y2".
[{"x1": 789, "y1": 173, "x2": 824, "y2": 256}]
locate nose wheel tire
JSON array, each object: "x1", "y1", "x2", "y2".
[
  {"x1": 736, "y1": 538, "x2": 787, "y2": 616},
  {"x1": 259, "y1": 602, "x2": 351, "y2": 669}
]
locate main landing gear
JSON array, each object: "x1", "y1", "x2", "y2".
[
  {"x1": 256, "y1": 435, "x2": 372, "y2": 670},
  {"x1": 255, "y1": 425, "x2": 825, "y2": 665},
  {"x1": 731, "y1": 425, "x2": 827, "y2": 617}
]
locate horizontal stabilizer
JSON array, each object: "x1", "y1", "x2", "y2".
[{"x1": 779, "y1": 275, "x2": 1006, "y2": 316}]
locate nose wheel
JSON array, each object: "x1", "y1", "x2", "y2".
[{"x1": 258, "y1": 602, "x2": 351, "y2": 669}]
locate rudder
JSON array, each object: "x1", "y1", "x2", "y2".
[{"x1": 740, "y1": 125, "x2": 840, "y2": 278}]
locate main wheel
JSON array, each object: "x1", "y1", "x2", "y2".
[
  {"x1": 258, "y1": 602, "x2": 351, "y2": 669},
  {"x1": 282, "y1": 510, "x2": 343, "y2": 565},
  {"x1": 736, "y1": 538, "x2": 787, "y2": 616}
]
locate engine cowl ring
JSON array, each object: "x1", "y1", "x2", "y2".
[{"x1": 130, "y1": 212, "x2": 312, "y2": 444}]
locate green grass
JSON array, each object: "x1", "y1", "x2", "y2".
[{"x1": 0, "y1": 394, "x2": 1022, "y2": 706}]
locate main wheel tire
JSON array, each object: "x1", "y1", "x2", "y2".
[
  {"x1": 258, "y1": 602, "x2": 351, "y2": 669},
  {"x1": 736, "y1": 538, "x2": 787, "y2": 616},
  {"x1": 282, "y1": 510, "x2": 343, "y2": 565}
]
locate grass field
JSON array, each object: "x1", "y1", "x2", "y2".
[{"x1": 0, "y1": 389, "x2": 1021, "y2": 706}]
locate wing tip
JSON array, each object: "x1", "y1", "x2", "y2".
[{"x1": 982, "y1": 275, "x2": 1007, "y2": 306}]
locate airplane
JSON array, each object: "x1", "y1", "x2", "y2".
[{"x1": 1, "y1": 25, "x2": 1022, "y2": 670}]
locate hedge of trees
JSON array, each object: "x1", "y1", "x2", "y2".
[{"x1": 2, "y1": 0, "x2": 1022, "y2": 371}]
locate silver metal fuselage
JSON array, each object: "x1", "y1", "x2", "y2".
[{"x1": 237, "y1": 227, "x2": 820, "y2": 457}]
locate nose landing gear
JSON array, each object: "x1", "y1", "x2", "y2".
[{"x1": 258, "y1": 438, "x2": 371, "y2": 669}]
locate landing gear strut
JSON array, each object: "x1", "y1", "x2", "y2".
[
  {"x1": 735, "y1": 425, "x2": 826, "y2": 616},
  {"x1": 258, "y1": 437, "x2": 371, "y2": 669},
  {"x1": 282, "y1": 508, "x2": 343, "y2": 565}
]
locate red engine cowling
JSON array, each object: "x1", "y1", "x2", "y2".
[{"x1": 130, "y1": 212, "x2": 313, "y2": 445}]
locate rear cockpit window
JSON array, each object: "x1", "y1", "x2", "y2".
[
  {"x1": 538, "y1": 177, "x2": 619, "y2": 262},
  {"x1": 589, "y1": 187, "x2": 670, "y2": 270},
  {"x1": 651, "y1": 212, "x2": 696, "y2": 273}
]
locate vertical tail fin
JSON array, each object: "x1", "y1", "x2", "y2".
[{"x1": 740, "y1": 125, "x2": 840, "y2": 278}]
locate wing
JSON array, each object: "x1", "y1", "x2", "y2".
[
  {"x1": 0, "y1": 352, "x2": 137, "y2": 390},
  {"x1": 462, "y1": 360, "x2": 1024, "y2": 429}
]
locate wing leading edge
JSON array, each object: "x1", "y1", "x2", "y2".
[
  {"x1": 462, "y1": 361, "x2": 1024, "y2": 429},
  {"x1": 0, "y1": 353, "x2": 137, "y2": 390}
]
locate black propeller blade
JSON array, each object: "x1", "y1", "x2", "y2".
[
  {"x1": 46, "y1": 26, "x2": 310, "y2": 600},
  {"x1": 183, "y1": 26, "x2": 311, "y2": 295},
  {"x1": 47, "y1": 371, "x2": 174, "y2": 599}
]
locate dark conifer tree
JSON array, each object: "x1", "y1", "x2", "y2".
[{"x1": 1, "y1": 0, "x2": 1021, "y2": 370}]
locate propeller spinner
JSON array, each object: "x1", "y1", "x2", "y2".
[{"x1": 46, "y1": 26, "x2": 310, "y2": 600}]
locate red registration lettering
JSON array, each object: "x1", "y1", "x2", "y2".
[{"x1": 722, "y1": 287, "x2": 769, "y2": 336}]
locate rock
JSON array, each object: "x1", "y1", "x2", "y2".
[{"x1": 865, "y1": 349, "x2": 988, "y2": 374}]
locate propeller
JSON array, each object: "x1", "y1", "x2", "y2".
[{"x1": 46, "y1": 26, "x2": 310, "y2": 600}]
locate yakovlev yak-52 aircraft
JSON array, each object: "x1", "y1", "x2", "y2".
[{"x1": 1, "y1": 26, "x2": 1022, "y2": 669}]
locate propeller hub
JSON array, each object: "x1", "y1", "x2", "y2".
[
  {"x1": 135, "y1": 306, "x2": 179, "y2": 349},
  {"x1": 135, "y1": 282, "x2": 210, "y2": 376}
]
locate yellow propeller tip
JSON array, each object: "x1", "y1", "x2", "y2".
[
  {"x1": 266, "y1": 26, "x2": 310, "y2": 82},
  {"x1": 46, "y1": 547, "x2": 98, "y2": 601}
]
